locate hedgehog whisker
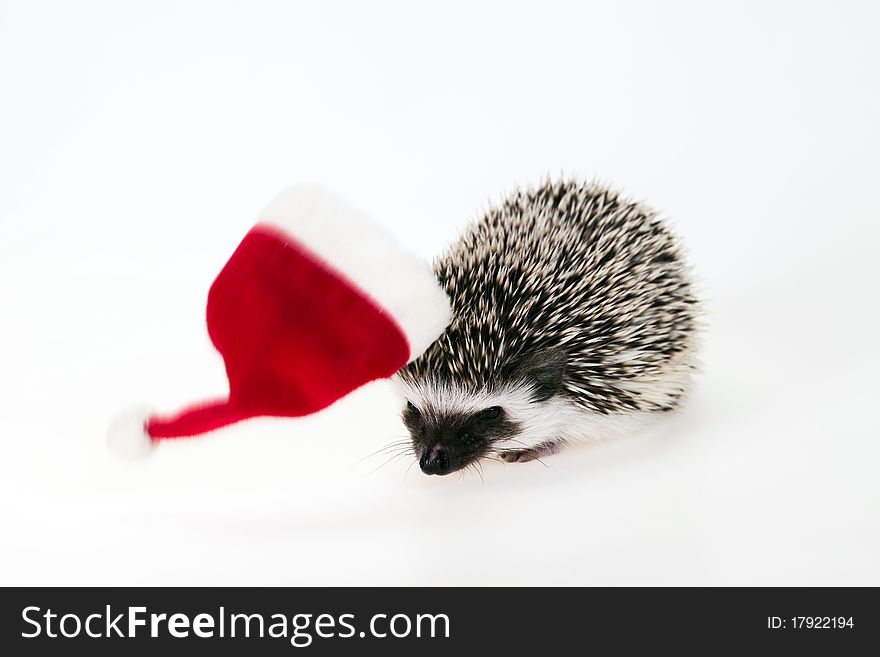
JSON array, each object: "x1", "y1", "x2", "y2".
[
  {"x1": 353, "y1": 449, "x2": 410, "y2": 469},
  {"x1": 363, "y1": 451, "x2": 412, "y2": 477},
  {"x1": 353, "y1": 440, "x2": 413, "y2": 466},
  {"x1": 494, "y1": 437, "x2": 533, "y2": 450},
  {"x1": 362, "y1": 440, "x2": 411, "y2": 455},
  {"x1": 473, "y1": 460, "x2": 485, "y2": 484},
  {"x1": 404, "y1": 457, "x2": 418, "y2": 481}
]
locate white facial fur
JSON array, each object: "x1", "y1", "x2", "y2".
[{"x1": 394, "y1": 376, "x2": 652, "y2": 455}]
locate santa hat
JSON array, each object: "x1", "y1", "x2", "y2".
[{"x1": 108, "y1": 184, "x2": 451, "y2": 459}]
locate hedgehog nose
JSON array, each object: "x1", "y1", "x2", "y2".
[{"x1": 419, "y1": 445, "x2": 451, "y2": 475}]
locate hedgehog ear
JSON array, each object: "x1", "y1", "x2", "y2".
[{"x1": 505, "y1": 347, "x2": 566, "y2": 402}]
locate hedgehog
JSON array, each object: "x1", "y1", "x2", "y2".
[{"x1": 395, "y1": 178, "x2": 700, "y2": 476}]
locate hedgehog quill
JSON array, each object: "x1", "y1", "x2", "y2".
[{"x1": 396, "y1": 179, "x2": 701, "y2": 475}]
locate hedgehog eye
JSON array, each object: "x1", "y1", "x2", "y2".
[
  {"x1": 406, "y1": 401, "x2": 420, "y2": 416},
  {"x1": 478, "y1": 406, "x2": 502, "y2": 420}
]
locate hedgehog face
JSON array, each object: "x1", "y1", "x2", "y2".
[
  {"x1": 402, "y1": 400, "x2": 519, "y2": 475},
  {"x1": 395, "y1": 347, "x2": 568, "y2": 476}
]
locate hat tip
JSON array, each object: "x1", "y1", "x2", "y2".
[{"x1": 107, "y1": 407, "x2": 157, "y2": 460}]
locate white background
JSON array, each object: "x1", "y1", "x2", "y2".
[{"x1": 1, "y1": 0, "x2": 878, "y2": 585}]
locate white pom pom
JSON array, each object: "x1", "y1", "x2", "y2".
[{"x1": 107, "y1": 407, "x2": 157, "y2": 460}]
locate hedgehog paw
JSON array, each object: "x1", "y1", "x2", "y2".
[
  {"x1": 499, "y1": 450, "x2": 535, "y2": 463},
  {"x1": 498, "y1": 440, "x2": 563, "y2": 463}
]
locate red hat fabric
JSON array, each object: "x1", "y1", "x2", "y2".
[{"x1": 108, "y1": 185, "x2": 451, "y2": 459}]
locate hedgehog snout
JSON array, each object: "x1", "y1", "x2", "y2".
[
  {"x1": 401, "y1": 397, "x2": 517, "y2": 476},
  {"x1": 419, "y1": 444, "x2": 451, "y2": 475}
]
